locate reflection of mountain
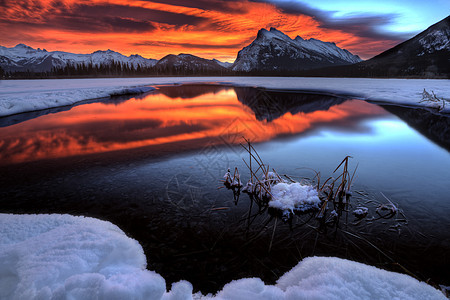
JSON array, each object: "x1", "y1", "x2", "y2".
[
  {"x1": 156, "y1": 84, "x2": 230, "y2": 99},
  {"x1": 381, "y1": 105, "x2": 450, "y2": 151},
  {"x1": 234, "y1": 87, "x2": 347, "y2": 121}
]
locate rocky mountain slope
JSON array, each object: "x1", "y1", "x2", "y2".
[
  {"x1": 313, "y1": 15, "x2": 450, "y2": 78},
  {"x1": 358, "y1": 15, "x2": 449, "y2": 77}
]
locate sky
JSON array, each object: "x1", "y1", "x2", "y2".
[{"x1": 0, "y1": 0, "x2": 449, "y2": 61}]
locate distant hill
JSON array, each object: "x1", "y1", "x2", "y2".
[{"x1": 154, "y1": 54, "x2": 229, "y2": 75}]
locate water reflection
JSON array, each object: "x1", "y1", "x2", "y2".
[
  {"x1": 234, "y1": 87, "x2": 346, "y2": 121},
  {"x1": 0, "y1": 84, "x2": 387, "y2": 165},
  {"x1": 380, "y1": 105, "x2": 450, "y2": 152},
  {"x1": 157, "y1": 83, "x2": 230, "y2": 99},
  {"x1": 1, "y1": 84, "x2": 449, "y2": 292}
]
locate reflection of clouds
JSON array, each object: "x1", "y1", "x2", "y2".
[
  {"x1": 0, "y1": 86, "x2": 387, "y2": 165},
  {"x1": 137, "y1": 103, "x2": 241, "y2": 112}
]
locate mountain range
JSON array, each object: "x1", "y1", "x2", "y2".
[
  {"x1": 0, "y1": 15, "x2": 448, "y2": 78},
  {"x1": 0, "y1": 45, "x2": 157, "y2": 72}
]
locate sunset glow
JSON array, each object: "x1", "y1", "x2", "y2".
[
  {"x1": 1, "y1": 0, "x2": 448, "y2": 60},
  {"x1": 0, "y1": 87, "x2": 387, "y2": 164}
]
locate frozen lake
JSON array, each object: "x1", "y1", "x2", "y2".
[{"x1": 0, "y1": 83, "x2": 449, "y2": 293}]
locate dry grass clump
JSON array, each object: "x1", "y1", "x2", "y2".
[
  {"x1": 222, "y1": 138, "x2": 358, "y2": 224},
  {"x1": 219, "y1": 139, "x2": 417, "y2": 281},
  {"x1": 420, "y1": 89, "x2": 448, "y2": 111}
]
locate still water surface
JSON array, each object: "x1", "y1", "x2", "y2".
[{"x1": 0, "y1": 84, "x2": 449, "y2": 292}]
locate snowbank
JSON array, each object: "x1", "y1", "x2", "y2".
[
  {"x1": 1, "y1": 77, "x2": 449, "y2": 117},
  {"x1": 0, "y1": 213, "x2": 445, "y2": 300},
  {"x1": 0, "y1": 214, "x2": 165, "y2": 300}
]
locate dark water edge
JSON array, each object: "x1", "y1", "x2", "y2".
[
  {"x1": 1, "y1": 151, "x2": 449, "y2": 293},
  {"x1": 0, "y1": 84, "x2": 449, "y2": 293},
  {"x1": 379, "y1": 104, "x2": 450, "y2": 152}
]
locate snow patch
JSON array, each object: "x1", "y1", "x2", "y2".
[
  {"x1": 109, "y1": 86, "x2": 155, "y2": 97},
  {"x1": 0, "y1": 79, "x2": 157, "y2": 117},
  {"x1": 269, "y1": 182, "x2": 321, "y2": 213},
  {"x1": 353, "y1": 207, "x2": 369, "y2": 218},
  {"x1": 276, "y1": 256, "x2": 444, "y2": 300},
  {"x1": 419, "y1": 29, "x2": 450, "y2": 54}
]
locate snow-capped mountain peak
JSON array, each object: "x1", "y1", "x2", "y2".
[
  {"x1": 255, "y1": 28, "x2": 298, "y2": 48},
  {"x1": 232, "y1": 27, "x2": 361, "y2": 72},
  {"x1": 93, "y1": 49, "x2": 116, "y2": 54},
  {"x1": 14, "y1": 43, "x2": 34, "y2": 50},
  {"x1": 212, "y1": 59, "x2": 233, "y2": 68}
]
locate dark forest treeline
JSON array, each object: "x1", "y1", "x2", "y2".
[
  {"x1": 0, "y1": 61, "x2": 234, "y2": 79},
  {"x1": 1, "y1": 61, "x2": 448, "y2": 79}
]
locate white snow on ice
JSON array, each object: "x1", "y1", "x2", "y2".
[
  {"x1": 0, "y1": 77, "x2": 449, "y2": 117},
  {"x1": 0, "y1": 214, "x2": 165, "y2": 300},
  {"x1": 0, "y1": 78, "x2": 157, "y2": 117},
  {"x1": 0, "y1": 213, "x2": 445, "y2": 300},
  {"x1": 269, "y1": 182, "x2": 321, "y2": 213},
  {"x1": 352, "y1": 207, "x2": 369, "y2": 218}
]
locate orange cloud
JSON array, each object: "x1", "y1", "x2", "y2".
[{"x1": 0, "y1": 0, "x2": 404, "y2": 61}]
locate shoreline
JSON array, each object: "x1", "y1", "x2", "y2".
[{"x1": 0, "y1": 77, "x2": 449, "y2": 118}]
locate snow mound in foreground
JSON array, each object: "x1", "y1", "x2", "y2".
[
  {"x1": 269, "y1": 182, "x2": 321, "y2": 213},
  {"x1": 0, "y1": 213, "x2": 445, "y2": 300},
  {"x1": 0, "y1": 214, "x2": 165, "y2": 300}
]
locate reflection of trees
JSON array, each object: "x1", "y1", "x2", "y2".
[
  {"x1": 381, "y1": 105, "x2": 450, "y2": 152},
  {"x1": 234, "y1": 87, "x2": 347, "y2": 122},
  {"x1": 156, "y1": 84, "x2": 230, "y2": 99}
]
